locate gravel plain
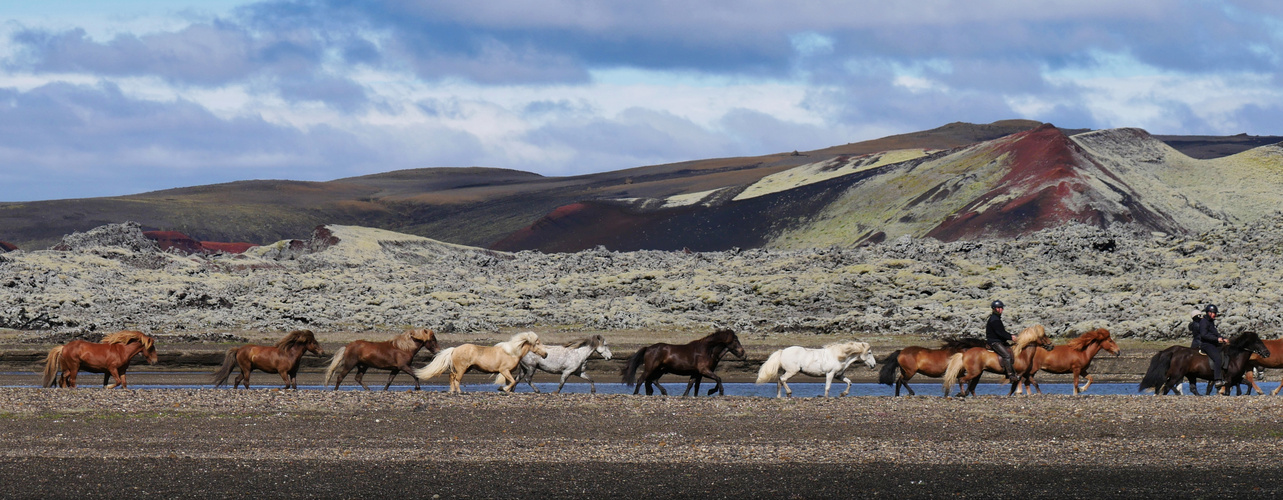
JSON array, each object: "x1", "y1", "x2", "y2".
[{"x1": 5, "y1": 387, "x2": 1283, "y2": 498}]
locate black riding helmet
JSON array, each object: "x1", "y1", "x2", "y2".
[
  {"x1": 991, "y1": 300, "x2": 1004, "y2": 310},
  {"x1": 1205, "y1": 304, "x2": 1219, "y2": 315}
]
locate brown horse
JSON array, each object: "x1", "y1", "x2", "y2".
[
  {"x1": 1241, "y1": 338, "x2": 1283, "y2": 395},
  {"x1": 1139, "y1": 332, "x2": 1270, "y2": 395},
  {"x1": 212, "y1": 330, "x2": 323, "y2": 389},
  {"x1": 942, "y1": 325, "x2": 1055, "y2": 397},
  {"x1": 412, "y1": 331, "x2": 548, "y2": 393},
  {"x1": 878, "y1": 337, "x2": 986, "y2": 396},
  {"x1": 41, "y1": 330, "x2": 159, "y2": 388},
  {"x1": 1018, "y1": 328, "x2": 1120, "y2": 395},
  {"x1": 324, "y1": 329, "x2": 439, "y2": 390},
  {"x1": 621, "y1": 328, "x2": 746, "y2": 396}
]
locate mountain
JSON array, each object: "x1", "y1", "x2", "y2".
[{"x1": 0, "y1": 120, "x2": 1279, "y2": 251}]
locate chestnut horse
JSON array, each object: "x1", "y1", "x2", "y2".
[
  {"x1": 212, "y1": 330, "x2": 323, "y2": 389},
  {"x1": 1241, "y1": 338, "x2": 1283, "y2": 395},
  {"x1": 621, "y1": 328, "x2": 746, "y2": 396},
  {"x1": 878, "y1": 337, "x2": 986, "y2": 396},
  {"x1": 413, "y1": 331, "x2": 548, "y2": 393},
  {"x1": 41, "y1": 330, "x2": 158, "y2": 388},
  {"x1": 1139, "y1": 332, "x2": 1269, "y2": 395},
  {"x1": 942, "y1": 325, "x2": 1055, "y2": 397},
  {"x1": 324, "y1": 328, "x2": 439, "y2": 390},
  {"x1": 1018, "y1": 328, "x2": 1120, "y2": 395}
]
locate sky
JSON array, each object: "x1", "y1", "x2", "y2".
[{"x1": 1, "y1": 1, "x2": 1281, "y2": 201}]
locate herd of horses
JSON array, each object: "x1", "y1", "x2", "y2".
[{"x1": 34, "y1": 325, "x2": 1283, "y2": 397}]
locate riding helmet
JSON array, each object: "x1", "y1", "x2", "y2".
[
  {"x1": 991, "y1": 300, "x2": 1004, "y2": 310},
  {"x1": 1204, "y1": 304, "x2": 1219, "y2": 314}
]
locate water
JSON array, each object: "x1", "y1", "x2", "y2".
[{"x1": 3, "y1": 371, "x2": 1156, "y2": 396}]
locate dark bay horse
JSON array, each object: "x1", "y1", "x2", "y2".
[
  {"x1": 1139, "y1": 332, "x2": 1270, "y2": 395},
  {"x1": 324, "y1": 328, "x2": 439, "y2": 390},
  {"x1": 878, "y1": 337, "x2": 986, "y2": 396},
  {"x1": 212, "y1": 330, "x2": 323, "y2": 389},
  {"x1": 41, "y1": 330, "x2": 159, "y2": 388},
  {"x1": 1019, "y1": 328, "x2": 1120, "y2": 395},
  {"x1": 943, "y1": 325, "x2": 1055, "y2": 397},
  {"x1": 621, "y1": 328, "x2": 746, "y2": 396}
]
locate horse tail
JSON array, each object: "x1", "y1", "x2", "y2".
[
  {"x1": 323, "y1": 346, "x2": 347, "y2": 385},
  {"x1": 414, "y1": 347, "x2": 455, "y2": 381},
  {"x1": 621, "y1": 347, "x2": 648, "y2": 387},
  {"x1": 755, "y1": 349, "x2": 784, "y2": 384},
  {"x1": 878, "y1": 350, "x2": 903, "y2": 386},
  {"x1": 1138, "y1": 349, "x2": 1175, "y2": 393},
  {"x1": 40, "y1": 346, "x2": 64, "y2": 388},
  {"x1": 210, "y1": 347, "x2": 239, "y2": 387},
  {"x1": 942, "y1": 352, "x2": 965, "y2": 396}
]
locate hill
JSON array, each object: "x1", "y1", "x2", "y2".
[{"x1": 0, "y1": 120, "x2": 1278, "y2": 251}]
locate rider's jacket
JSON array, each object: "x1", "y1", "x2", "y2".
[{"x1": 985, "y1": 313, "x2": 1012, "y2": 345}]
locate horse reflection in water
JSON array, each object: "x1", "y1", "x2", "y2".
[
  {"x1": 324, "y1": 328, "x2": 439, "y2": 390},
  {"x1": 622, "y1": 328, "x2": 746, "y2": 396},
  {"x1": 942, "y1": 325, "x2": 1055, "y2": 397},
  {"x1": 212, "y1": 329, "x2": 324, "y2": 389},
  {"x1": 414, "y1": 331, "x2": 548, "y2": 393},
  {"x1": 41, "y1": 330, "x2": 159, "y2": 388},
  {"x1": 515, "y1": 335, "x2": 612, "y2": 394},
  {"x1": 756, "y1": 341, "x2": 877, "y2": 398}
]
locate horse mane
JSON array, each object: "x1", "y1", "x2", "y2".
[
  {"x1": 563, "y1": 335, "x2": 605, "y2": 350},
  {"x1": 824, "y1": 341, "x2": 869, "y2": 357},
  {"x1": 275, "y1": 329, "x2": 317, "y2": 349},
  {"x1": 1230, "y1": 331, "x2": 1261, "y2": 349},
  {"x1": 498, "y1": 331, "x2": 539, "y2": 355},
  {"x1": 940, "y1": 336, "x2": 986, "y2": 350},
  {"x1": 1012, "y1": 325, "x2": 1046, "y2": 355},
  {"x1": 101, "y1": 330, "x2": 154, "y2": 351},
  {"x1": 701, "y1": 328, "x2": 736, "y2": 343},
  {"x1": 1065, "y1": 328, "x2": 1110, "y2": 351},
  {"x1": 390, "y1": 329, "x2": 427, "y2": 351}
]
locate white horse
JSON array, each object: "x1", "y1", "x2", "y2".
[
  {"x1": 515, "y1": 335, "x2": 613, "y2": 393},
  {"x1": 755, "y1": 341, "x2": 877, "y2": 397}
]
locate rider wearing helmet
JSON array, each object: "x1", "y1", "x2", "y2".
[
  {"x1": 1196, "y1": 304, "x2": 1229, "y2": 388},
  {"x1": 985, "y1": 300, "x2": 1019, "y2": 383}
]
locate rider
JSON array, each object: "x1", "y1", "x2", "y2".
[
  {"x1": 985, "y1": 300, "x2": 1020, "y2": 383},
  {"x1": 1196, "y1": 304, "x2": 1229, "y2": 388}
]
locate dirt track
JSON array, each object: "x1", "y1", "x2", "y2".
[{"x1": 5, "y1": 388, "x2": 1283, "y2": 498}]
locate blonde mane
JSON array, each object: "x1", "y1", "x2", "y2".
[
  {"x1": 1012, "y1": 325, "x2": 1047, "y2": 356},
  {"x1": 824, "y1": 341, "x2": 870, "y2": 358},
  {"x1": 391, "y1": 329, "x2": 433, "y2": 351},
  {"x1": 101, "y1": 330, "x2": 154, "y2": 351},
  {"x1": 497, "y1": 331, "x2": 540, "y2": 356}
]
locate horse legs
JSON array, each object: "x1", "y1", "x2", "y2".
[
  {"x1": 698, "y1": 368, "x2": 725, "y2": 396},
  {"x1": 1274, "y1": 378, "x2": 1283, "y2": 397},
  {"x1": 822, "y1": 372, "x2": 833, "y2": 398},
  {"x1": 383, "y1": 368, "x2": 400, "y2": 391},
  {"x1": 682, "y1": 376, "x2": 699, "y2": 397},
  {"x1": 354, "y1": 366, "x2": 371, "y2": 390},
  {"x1": 576, "y1": 369, "x2": 597, "y2": 394},
  {"x1": 839, "y1": 374, "x2": 854, "y2": 397},
  {"x1": 779, "y1": 370, "x2": 798, "y2": 397},
  {"x1": 517, "y1": 364, "x2": 540, "y2": 393},
  {"x1": 556, "y1": 370, "x2": 573, "y2": 394},
  {"x1": 497, "y1": 369, "x2": 517, "y2": 392},
  {"x1": 397, "y1": 363, "x2": 421, "y2": 391}
]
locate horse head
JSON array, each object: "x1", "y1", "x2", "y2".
[
  {"x1": 1232, "y1": 332, "x2": 1270, "y2": 358},
  {"x1": 1014, "y1": 325, "x2": 1054, "y2": 354},
  {"x1": 279, "y1": 329, "x2": 324, "y2": 357},
  {"x1": 103, "y1": 330, "x2": 159, "y2": 364},
  {"x1": 592, "y1": 335, "x2": 613, "y2": 360},
  {"x1": 515, "y1": 331, "x2": 548, "y2": 358},
  {"x1": 860, "y1": 349, "x2": 877, "y2": 369},
  {"x1": 1098, "y1": 329, "x2": 1121, "y2": 356},
  {"x1": 141, "y1": 335, "x2": 159, "y2": 364},
  {"x1": 413, "y1": 328, "x2": 440, "y2": 354},
  {"x1": 716, "y1": 328, "x2": 746, "y2": 360}
]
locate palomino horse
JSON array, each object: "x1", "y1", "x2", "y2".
[
  {"x1": 1018, "y1": 328, "x2": 1120, "y2": 395},
  {"x1": 878, "y1": 337, "x2": 986, "y2": 396},
  {"x1": 756, "y1": 341, "x2": 876, "y2": 398},
  {"x1": 41, "y1": 330, "x2": 159, "y2": 388},
  {"x1": 515, "y1": 335, "x2": 613, "y2": 393},
  {"x1": 324, "y1": 328, "x2": 439, "y2": 390},
  {"x1": 212, "y1": 330, "x2": 323, "y2": 389},
  {"x1": 1241, "y1": 338, "x2": 1283, "y2": 395},
  {"x1": 1139, "y1": 332, "x2": 1270, "y2": 395},
  {"x1": 622, "y1": 328, "x2": 746, "y2": 396},
  {"x1": 942, "y1": 325, "x2": 1055, "y2": 397},
  {"x1": 413, "y1": 331, "x2": 548, "y2": 393}
]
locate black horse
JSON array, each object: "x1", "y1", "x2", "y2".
[
  {"x1": 1139, "y1": 332, "x2": 1270, "y2": 395},
  {"x1": 622, "y1": 328, "x2": 746, "y2": 396}
]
